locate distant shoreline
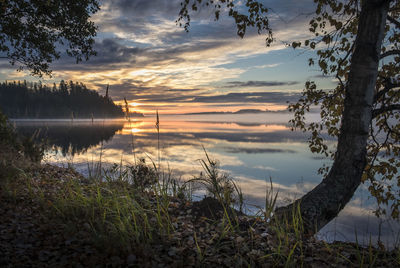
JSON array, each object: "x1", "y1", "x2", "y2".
[
  {"x1": 10, "y1": 118, "x2": 127, "y2": 121},
  {"x1": 9, "y1": 114, "x2": 144, "y2": 120},
  {"x1": 182, "y1": 108, "x2": 289, "y2": 115}
]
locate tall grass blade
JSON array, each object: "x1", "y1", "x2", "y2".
[
  {"x1": 155, "y1": 110, "x2": 161, "y2": 169},
  {"x1": 124, "y1": 97, "x2": 137, "y2": 164}
]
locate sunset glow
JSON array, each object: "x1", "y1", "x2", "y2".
[
  {"x1": 129, "y1": 102, "x2": 141, "y2": 107},
  {"x1": 0, "y1": 0, "x2": 334, "y2": 114},
  {"x1": 0, "y1": 1, "x2": 336, "y2": 114}
]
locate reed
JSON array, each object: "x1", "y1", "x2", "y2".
[
  {"x1": 124, "y1": 97, "x2": 137, "y2": 164},
  {"x1": 155, "y1": 110, "x2": 160, "y2": 169},
  {"x1": 188, "y1": 147, "x2": 243, "y2": 210}
]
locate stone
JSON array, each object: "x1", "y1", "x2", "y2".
[
  {"x1": 168, "y1": 247, "x2": 177, "y2": 256},
  {"x1": 126, "y1": 254, "x2": 136, "y2": 264},
  {"x1": 187, "y1": 236, "x2": 194, "y2": 246},
  {"x1": 236, "y1": 236, "x2": 245, "y2": 243},
  {"x1": 261, "y1": 232, "x2": 269, "y2": 238}
]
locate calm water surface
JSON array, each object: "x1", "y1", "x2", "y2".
[{"x1": 13, "y1": 113, "x2": 400, "y2": 248}]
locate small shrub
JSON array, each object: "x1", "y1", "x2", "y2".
[
  {"x1": 0, "y1": 110, "x2": 44, "y2": 162},
  {"x1": 128, "y1": 158, "x2": 158, "y2": 189},
  {"x1": 0, "y1": 110, "x2": 20, "y2": 149},
  {"x1": 189, "y1": 149, "x2": 243, "y2": 209}
]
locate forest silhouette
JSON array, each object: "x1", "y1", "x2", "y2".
[{"x1": 0, "y1": 80, "x2": 129, "y2": 119}]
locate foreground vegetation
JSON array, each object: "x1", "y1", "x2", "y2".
[{"x1": 0, "y1": 116, "x2": 399, "y2": 267}]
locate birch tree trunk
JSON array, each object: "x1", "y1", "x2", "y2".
[{"x1": 275, "y1": 0, "x2": 390, "y2": 234}]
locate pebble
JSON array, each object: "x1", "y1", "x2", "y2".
[
  {"x1": 83, "y1": 223, "x2": 91, "y2": 230},
  {"x1": 168, "y1": 247, "x2": 177, "y2": 256},
  {"x1": 110, "y1": 256, "x2": 122, "y2": 265},
  {"x1": 249, "y1": 249, "x2": 262, "y2": 256},
  {"x1": 38, "y1": 250, "x2": 51, "y2": 262},
  {"x1": 261, "y1": 232, "x2": 269, "y2": 238},
  {"x1": 126, "y1": 254, "x2": 137, "y2": 264},
  {"x1": 187, "y1": 236, "x2": 194, "y2": 246},
  {"x1": 305, "y1": 257, "x2": 314, "y2": 262},
  {"x1": 236, "y1": 236, "x2": 245, "y2": 243}
]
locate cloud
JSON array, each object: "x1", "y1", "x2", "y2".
[
  {"x1": 310, "y1": 74, "x2": 334, "y2": 79},
  {"x1": 57, "y1": 0, "x2": 313, "y2": 93},
  {"x1": 109, "y1": 0, "x2": 183, "y2": 18},
  {"x1": 223, "y1": 147, "x2": 297, "y2": 154},
  {"x1": 51, "y1": 38, "x2": 144, "y2": 71},
  {"x1": 93, "y1": 38, "x2": 142, "y2": 63},
  {"x1": 192, "y1": 91, "x2": 301, "y2": 104},
  {"x1": 252, "y1": 63, "x2": 282, "y2": 69},
  {"x1": 91, "y1": 87, "x2": 302, "y2": 107},
  {"x1": 123, "y1": 90, "x2": 300, "y2": 106},
  {"x1": 1, "y1": 0, "x2": 320, "y2": 114},
  {"x1": 225, "y1": 80, "x2": 299, "y2": 88}
]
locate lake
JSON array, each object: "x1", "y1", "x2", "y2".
[{"x1": 13, "y1": 113, "x2": 400, "y2": 248}]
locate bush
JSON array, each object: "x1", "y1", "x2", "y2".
[
  {"x1": 0, "y1": 110, "x2": 44, "y2": 162},
  {"x1": 0, "y1": 110, "x2": 20, "y2": 149}
]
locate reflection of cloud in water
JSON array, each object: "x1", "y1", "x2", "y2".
[
  {"x1": 165, "y1": 113, "x2": 321, "y2": 125},
  {"x1": 253, "y1": 165, "x2": 278, "y2": 171},
  {"x1": 191, "y1": 131, "x2": 310, "y2": 143},
  {"x1": 234, "y1": 176, "x2": 316, "y2": 208},
  {"x1": 186, "y1": 120, "x2": 290, "y2": 129},
  {"x1": 163, "y1": 146, "x2": 243, "y2": 166},
  {"x1": 235, "y1": 176, "x2": 400, "y2": 249},
  {"x1": 27, "y1": 117, "x2": 399, "y2": 248},
  {"x1": 319, "y1": 205, "x2": 400, "y2": 249}
]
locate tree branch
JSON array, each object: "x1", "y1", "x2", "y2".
[
  {"x1": 380, "y1": 49, "x2": 400, "y2": 59},
  {"x1": 374, "y1": 79, "x2": 400, "y2": 102},
  {"x1": 372, "y1": 104, "x2": 400, "y2": 118},
  {"x1": 387, "y1": 15, "x2": 400, "y2": 28}
]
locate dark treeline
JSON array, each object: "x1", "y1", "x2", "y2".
[{"x1": 0, "y1": 80, "x2": 126, "y2": 118}]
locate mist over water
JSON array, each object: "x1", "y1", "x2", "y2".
[{"x1": 13, "y1": 113, "x2": 400, "y2": 248}]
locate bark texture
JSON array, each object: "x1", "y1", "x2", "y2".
[{"x1": 275, "y1": 0, "x2": 390, "y2": 234}]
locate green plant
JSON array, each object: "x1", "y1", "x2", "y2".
[
  {"x1": 0, "y1": 110, "x2": 44, "y2": 163},
  {"x1": 155, "y1": 110, "x2": 161, "y2": 168},
  {"x1": 0, "y1": 110, "x2": 18, "y2": 146},
  {"x1": 264, "y1": 177, "x2": 279, "y2": 222},
  {"x1": 124, "y1": 97, "x2": 137, "y2": 164},
  {"x1": 261, "y1": 202, "x2": 305, "y2": 267},
  {"x1": 27, "y1": 165, "x2": 174, "y2": 254},
  {"x1": 189, "y1": 148, "x2": 243, "y2": 209}
]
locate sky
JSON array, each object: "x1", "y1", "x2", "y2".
[{"x1": 0, "y1": 0, "x2": 338, "y2": 115}]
